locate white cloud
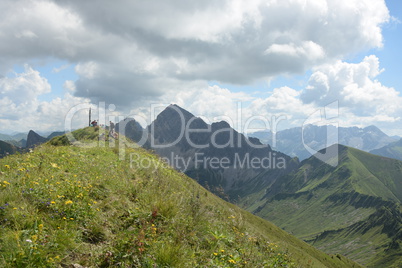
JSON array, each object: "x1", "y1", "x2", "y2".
[
  {"x1": 0, "y1": 65, "x2": 50, "y2": 105},
  {"x1": 301, "y1": 55, "x2": 402, "y2": 117},
  {"x1": 0, "y1": 0, "x2": 391, "y2": 107},
  {"x1": 0, "y1": 0, "x2": 398, "y2": 135},
  {"x1": 0, "y1": 66, "x2": 89, "y2": 132}
]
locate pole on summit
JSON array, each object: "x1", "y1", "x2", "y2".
[{"x1": 89, "y1": 107, "x2": 92, "y2": 126}]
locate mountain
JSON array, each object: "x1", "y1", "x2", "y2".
[
  {"x1": 241, "y1": 144, "x2": 402, "y2": 267},
  {"x1": 249, "y1": 125, "x2": 397, "y2": 160},
  {"x1": 370, "y1": 138, "x2": 402, "y2": 161},
  {"x1": 2, "y1": 139, "x2": 26, "y2": 148},
  {"x1": 0, "y1": 140, "x2": 19, "y2": 158},
  {"x1": 0, "y1": 127, "x2": 360, "y2": 267},
  {"x1": 115, "y1": 118, "x2": 144, "y2": 143},
  {"x1": 25, "y1": 130, "x2": 48, "y2": 148},
  {"x1": 0, "y1": 132, "x2": 27, "y2": 147},
  {"x1": 10, "y1": 132, "x2": 28, "y2": 141},
  {"x1": 47, "y1": 131, "x2": 65, "y2": 140},
  {"x1": 0, "y1": 133, "x2": 12, "y2": 141},
  {"x1": 142, "y1": 104, "x2": 299, "y2": 199}
]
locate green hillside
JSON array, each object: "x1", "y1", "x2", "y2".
[
  {"x1": 0, "y1": 140, "x2": 19, "y2": 158},
  {"x1": 244, "y1": 145, "x2": 402, "y2": 267},
  {"x1": 370, "y1": 138, "x2": 402, "y2": 161},
  {"x1": 0, "y1": 128, "x2": 360, "y2": 267}
]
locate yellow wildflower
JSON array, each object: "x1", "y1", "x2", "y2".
[{"x1": 65, "y1": 200, "x2": 73, "y2": 205}]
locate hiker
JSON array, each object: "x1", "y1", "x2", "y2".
[{"x1": 91, "y1": 120, "x2": 98, "y2": 127}]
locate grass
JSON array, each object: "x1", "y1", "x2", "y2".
[
  {"x1": 246, "y1": 145, "x2": 402, "y2": 267},
  {"x1": 0, "y1": 127, "x2": 360, "y2": 267}
]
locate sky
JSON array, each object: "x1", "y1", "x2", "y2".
[{"x1": 0, "y1": 0, "x2": 402, "y2": 136}]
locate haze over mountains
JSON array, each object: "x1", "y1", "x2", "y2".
[
  {"x1": 0, "y1": 130, "x2": 65, "y2": 158},
  {"x1": 249, "y1": 125, "x2": 398, "y2": 160}
]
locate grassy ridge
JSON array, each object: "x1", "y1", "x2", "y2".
[{"x1": 0, "y1": 128, "x2": 360, "y2": 267}]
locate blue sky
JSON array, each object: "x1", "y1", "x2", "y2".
[{"x1": 0, "y1": 0, "x2": 402, "y2": 136}]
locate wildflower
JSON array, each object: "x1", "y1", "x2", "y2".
[
  {"x1": 213, "y1": 253, "x2": 218, "y2": 256},
  {"x1": 221, "y1": 249, "x2": 225, "y2": 253},
  {"x1": 65, "y1": 200, "x2": 73, "y2": 205},
  {"x1": 4, "y1": 165, "x2": 10, "y2": 169},
  {"x1": 26, "y1": 239, "x2": 32, "y2": 243},
  {"x1": 51, "y1": 163, "x2": 58, "y2": 168},
  {"x1": 228, "y1": 259, "x2": 236, "y2": 264}
]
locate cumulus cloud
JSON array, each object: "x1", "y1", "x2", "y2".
[
  {"x1": 0, "y1": 66, "x2": 89, "y2": 132},
  {"x1": 301, "y1": 55, "x2": 402, "y2": 117},
  {"x1": 0, "y1": 0, "x2": 390, "y2": 109},
  {"x1": 0, "y1": 0, "x2": 398, "y2": 134},
  {"x1": 0, "y1": 65, "x2": 50, "y2": 106}
]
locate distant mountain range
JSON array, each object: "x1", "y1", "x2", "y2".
[
  {"x1": 249, "y1": 125, "x2": 397, "y2": 160},
  {"x1": 0, "y1": 130, "x2": 65, "y2": 158}
]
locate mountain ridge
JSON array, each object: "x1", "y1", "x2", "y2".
[
  {"x1": 249, "y1": 124, "x2": 397, "y2": 160},
  {"x1": 243, "y1": 144, "x2": 402, "y2": 266}
]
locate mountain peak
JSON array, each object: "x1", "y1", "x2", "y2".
[
  {"x1": 153, "y1": 104, "x2": 196, "y2": 126},
  {"x1": 26, "y1": 130, "x2": 47, "y2": 148},
  {"x1": 362, "y1": 125, "x2": 383, "y2": 134}
]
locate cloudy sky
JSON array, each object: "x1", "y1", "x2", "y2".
[{"x1": 1, "y1": 0, "x2": 401, "y2": 136}]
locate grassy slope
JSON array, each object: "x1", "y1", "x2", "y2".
[
  {"x1": 0, "y1": 140, "x2": 19, "y2": 158},
  {"x1": 347, "y1": 148, "x2": 402, "y2": 202},
  {"x1": 247, "y1": 145, "x2": 402, "y2": 267},
  {"x1": 370, "y1": 139, "x2": 402, "y2": 161},
  {"x1": 0, "y1": 128, "x2": 360, "y2": 267}
]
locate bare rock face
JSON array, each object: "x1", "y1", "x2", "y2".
[
  {"x1": 26, "y1": 130, "x2": 47, "y2": 148},
  {"x1": 135, "y1": 104, "x2": 298, "y2": 199}
]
